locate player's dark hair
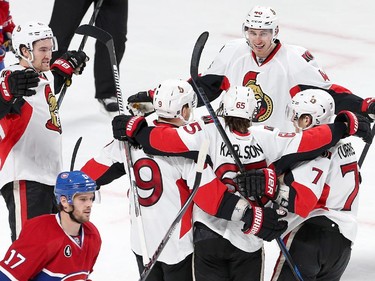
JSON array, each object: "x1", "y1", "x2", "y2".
[
  {"x1": 216, "y1": 105, "x2": 251, "y2": 133},
  {"x1": 224, "y1": 116, "x2": 250, "y2": 133}
]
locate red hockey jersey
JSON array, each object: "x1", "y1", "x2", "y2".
[{"x1": 0, "y1": 214, "x2": 101, "y2": 280}]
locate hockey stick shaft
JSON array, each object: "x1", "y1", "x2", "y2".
[
  {"x1": 75, "y1": 24, "x2": 149, "y2": 265},
  {"x1": 139, "y1": 139, "x2": 210, "y2": 281},
  {"x1": 190, "y1": 32, "x2": 304, "y2": 281},
  {"x1": 57, "y1": 0, "x2": 104, "y2": 108},
  {"x1": 70, "y1": 136, "x2": 83, "y2": 171},
  {"x1": 190, "y1": 32, "x2": 245, "y2": 173},
  {"x1": 358, "y1": 123, "x2": 375, "y2": 168}
]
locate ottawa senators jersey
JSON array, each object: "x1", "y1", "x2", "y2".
[
  {"x1": 280, "y1": 138, "x2": 360, "y2": 242},
  {"x1": 134, "y1": 117, "x2": 347, "y2": 252},
  {"x1": 204, "y1": 39, "x2": 363, "y2": 131},
  {"x1": 0, "y1": 64, "x2": 62, "y2": 187},
  {"x1": 0, "y1": 214, "x2": 101, "y2": 280},
  {"x1": 81, "y1": 122, "x2": 228, "y2": 264}
]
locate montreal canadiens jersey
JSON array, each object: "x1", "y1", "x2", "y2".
[
  {"x1": 139, "y1": 117, "x2": 341, "y2": 252},
  {"x1": 81, "y1": 122, "x2": 228, "y2": 264},
  {"x1": 0, "y1": 214, "x2": 101, "y2": 281},
  {"x1": 205, "y1": 38, "x2": 336, "y2": 132},
  {"x1": 0, "y1": 64, "x2": 63, "y2": 187},
  {"x1": 281, "y1": 138, "x2": 359, "y2": 243}
]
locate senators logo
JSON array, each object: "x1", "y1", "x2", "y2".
[
  {"x1": 243, "y1": 71, "x2": 273, "y2": 122},
  {"x1": 44, "y1": 84, "x2": 62, "y2": 134}
]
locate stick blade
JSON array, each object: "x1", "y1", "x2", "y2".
[
  {"x1": 190, "y1": 31, "x2": 209, "y2": 80},
  {"x1": 75, "y1": 24, "x2": 112, "y2": 44}
]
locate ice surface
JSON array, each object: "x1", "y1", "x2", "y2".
[{"x1": 1, "y1": 0, "x2": 374, "y2": 279}]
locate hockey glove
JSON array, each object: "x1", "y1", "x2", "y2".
[
  {"x1": 235, "y1": 168, "x2": 279, "y2": 200},
  {"x1": 0, "y1": 69, "x2": 39, "y2": 101},
  {"x1": 112, "y1": 114, "x2": 146, "y2": 146},
  {"x1": 127, "y1": 90, "x2": 154, "y2": 103},
  {"x1": 127, "y1": 90, "x2": 155, "y2": 116},
  {"x1": 241, "y1": 206, "x2": 287, "y2": 241},
  {"x1": 335, "y1": 110, "x2": 372, "y2": 144},
  {"x1": 51, "y1": 50, "x2": 89, "y2": 78},
  {"x1": 361, "y1": 97, "x2": 375, "y2": 120}
]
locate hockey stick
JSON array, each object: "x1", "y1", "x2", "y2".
[
  {"x1": 190, "y1": 32, "x2": 304, "y2": 281},
  {"x1": 75, "y1": 24, "x2": 150, "y2": 265},
  {"x1": 139, "y1": 139, "x2": 210, "y2": 281},
  {"x1": 190, "y1": 32, "x2": 246, "y2": 173},
  {"x1": 57, "y1": 0, "x2": 104, "y2": 108},
  {"x1": 70, "y1": 136, "x2": 83, "y2": 171},
  {"x1": 358, "y1": 123, "x2": 375, "y2": 168}
]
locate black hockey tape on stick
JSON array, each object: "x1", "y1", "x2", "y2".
[
  {"x1": 75, "y1": 24, "x2": 125, "y2": 114},
  {"x1": 57, "y1": 0, "x2": 104, "y2": 108},
  {"x1": 76, "y1": 24, "x2": 150, "y2": 265},
  {"x1": 190, "y1": 32, "x2": 305, "y2": 281},
  {"x1": 190, "y1": 32, "x2": 245, "y2": 174},
  {"x1": 69, "y1": 136, "x2": 82, "y2": 171},
  {"x1": 138, "y1": 139, "x2": 210, "y2": 281}
]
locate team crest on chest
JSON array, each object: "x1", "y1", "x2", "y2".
[
  {"x1": 243, "y1": 71, "x2": 273, "y2": 122},
  {"x1": 64, "y1": 245, "x2": 72, "y2": 258},
  {"x1": 44, "y1": 82, "x2": 62, "y2": 134}
]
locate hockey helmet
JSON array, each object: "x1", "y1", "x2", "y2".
[
  {"x1": 12, "y1": 21, "x2": 58, "y2": 58},
  {"x1": 287, "y1": 89, "x2": 335, "y2": 130},
  {"x1": 243, "y1": 6, "x2": 279, "y2": 42},
  {"x1": 55, "y1": 171, "x2": 97, "y2": 205},
  {"x1": 220, "y1": 86, "x2": 257, "y2": 120},
  {"x1": 153, "y1": 79, "x2": 197, "y2": 120}
]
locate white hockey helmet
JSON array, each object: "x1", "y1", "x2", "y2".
[
  {"x1": 153, "y1": 79, "x2": 197, "y2": 121},
  {"x1": 243, "y1": 6, "x2": 279, "y2": 42},
  {"x1": 12, "y1": 21, "x2": 58, "y2": 58},
  {"x1": 287, "y1": 89, "x2": 335, "y2": 130},
  {"x1": 220, "y1": 86, "x2": 257, "y2": 120}
]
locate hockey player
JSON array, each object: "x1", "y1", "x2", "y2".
[
  {"x1": 0, "y1": 21, "x2": 88, "y2": 241},
  {"x1": 236, "y1": 89, "x2": 362, "y2": 280},
  {"x1": 83, "y1": 80, "x2": 287, "y2": 280},
  {"x1": 112, "y1": 84, "x2": 370, "y2": 280},
  {"x1": 0, "y1": 170, "x2": 101, "y2": 280},
  {"x1": 127, "y1": 5, "x2": 375, "y2": 131}
]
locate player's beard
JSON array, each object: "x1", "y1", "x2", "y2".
[{"x1": 69, "y1": 208, "x2": 91, "y2": 224}]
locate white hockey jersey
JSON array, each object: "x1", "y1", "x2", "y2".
[
  {"x1": 138, "y1": 117, "x2": 343, "y2": 252},
  {"x1": 0, "y1": 65, "x2": 62, "y2": 187},
  {"x1": 280, "y1": 138, "x2": 359, "y2": 243},
  {"x1": 82, "y1": 122, "x2": 228, "y2": 264},
  {"x1": 205, "y1": 39, "x2": 338, "y2": 132}
]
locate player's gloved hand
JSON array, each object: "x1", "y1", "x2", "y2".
[
  {"x1": 127, "y1": 90, "x2": 154, "y2": 103},
  {"x1": 335, "y1": 110, "x2": 372, "y2": 144},
  {"x1": 241, "y1": 206, "x2": 287, "y2": 241},
  {"x1": 235, "y1": 168, "x2": 279, "y2": 200},
  {"x1": 51, "y1": 50, "x2": 89, "y2": 78},
  {"x1": 112, "y1": 114, "x2": 146, "y2": 146},
  {"x1": 3, "y1": 15, "x2": 15, "y2": 52},
  {"x1": 0, "y1": 69, "x2": 39, "y2": 101},
  {"x1": 362, "y1": 97, "x2": 375, "y2": 120},
  {"x1": 127, "y1": 90, "x2": 155, "y2": 116}
]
